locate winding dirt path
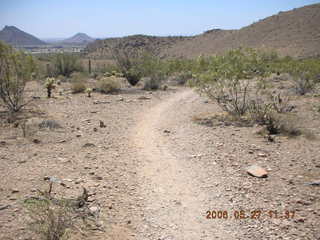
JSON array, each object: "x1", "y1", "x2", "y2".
[{"x1": 131, "y1": 89, "x2": 236, "y2": 240}]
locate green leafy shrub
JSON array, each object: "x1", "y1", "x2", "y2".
[
  {"x1": 0, "y1": 41, "x2": 36, "y2": 112},
  {"x1": 97, "y1": 76, "x2": 121, "y2": 94}
]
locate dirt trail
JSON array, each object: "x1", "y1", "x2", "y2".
[{"x1": 131, "y1": 89, "x2": 235, "y2": 240}]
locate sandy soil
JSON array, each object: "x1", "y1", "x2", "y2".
[{"x1": 0, "y1": 83, "x2": 319, "y2": 240}]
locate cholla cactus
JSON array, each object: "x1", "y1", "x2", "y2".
[
  {"x1": 85, "y1": 88, "x2": 93, "y2": 97},
  {"x1": 45, "y1": 77, "x2": 56, "y2": 98}
]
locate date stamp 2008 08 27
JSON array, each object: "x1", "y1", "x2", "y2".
[{"x1": 206, "y1": 210, "x2": 296, "y2": 220}]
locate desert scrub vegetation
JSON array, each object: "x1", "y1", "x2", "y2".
[
  {"x1": 97, "y1": 76, "x2": 121, "y2": 94},
  {"x1": 140, "y1": 53, "x2": 168, "y2": 90},
  {"x1": 24, "y1": 182, "x2": 102, "y2": 240},
  {"x1": 112, "y1": 47, "x2": 169, "y2": 89},
  {"x1": 189, "y1": 48, "x2": 318, "y2": 136},
  {"x1": 51, "y1": 53, "x2": 83, "y2": 77},
  {"x1": 112, "y1": 47, "x2": 143, "y2": 86},
  {"x1": 70, "y1": 72, "x2": 87, "y2": 94},
  {"x1": 0, "y1": 41, "x2": 36, "y2": 113}
]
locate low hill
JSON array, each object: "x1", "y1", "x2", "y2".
[
  {"x1": 62, "y1": 33, "x2": 95, "y2": 45},
  {"x1": 86, "y1": 35, "x2": 193, "y2": 59},
  {"x1": 87, "y1": 3, "x2": 320, "y2": 59},
  {"x1": 0, "y1": 26, "x2": 46, "y2": 46}
]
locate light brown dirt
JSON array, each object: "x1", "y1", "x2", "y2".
[{"x1": 0, "y1": 83, "x2": 319, "y2": 240}]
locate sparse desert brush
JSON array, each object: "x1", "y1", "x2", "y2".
[
  {"x1": 97, "y1": 76, "x2": 121, "y2": 94},
  {"x1": 271, "y1": 57, "x2": 320, "y2": 95},
  {"x1": 173, "y1": 71, "x2": 193, "y2": 85},
  {"x1": 143, "y1": 76, "x2": 162, "y2": 91},
  {"x1": 0, "y1": 41, "x2": 36, "y2": 113},
  {"x1": 24, "y1": 183, "x2": 101, "y2": 240},
  {"x1": 111, "y1": 48, "x2": 143, "y2": 86},
  {"x1": 191, "y1": 48, "x2": 307, "y2": 137},
  {"x1": 71, "y1": 72, "x2": 87, "y2": 94},
  {"x1": 71, "y1": 81, "x2": 86, "y2": 94},
  {"x1": 52, "y1": 53, "x2": 82, "y2": 77}
]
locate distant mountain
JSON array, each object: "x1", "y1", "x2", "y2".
[
  {"x1": 62, "y1": 33, "x2": 95, "y2": 44},
  {"x1": 0, "y1": 26, "x2": 46, "y2": 46}
]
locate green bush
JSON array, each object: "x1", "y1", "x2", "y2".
[
  {"x1": 52, "y1": 53, "x2": 82, "y2": 77},
  {"x1": 111, "y1": 48, "x2": 143, "y2": 86},
  {"x1": 0, "y1": 41, "x2": 36, "y2": 113},
  {"x1": 97, "y1": 76, "x2": 121, "y2": 94}
]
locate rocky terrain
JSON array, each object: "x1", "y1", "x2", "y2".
[{"x1": 0, "y1": 81, "x2": 319, "y2": 239}]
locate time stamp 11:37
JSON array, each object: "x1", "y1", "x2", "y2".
[{"x1": 206, "y1": 210, "x2": 296, "y2": 220}]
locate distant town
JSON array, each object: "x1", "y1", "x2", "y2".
[{"x1": 16, "y1": 45, "x2": 86, "y2": 55}]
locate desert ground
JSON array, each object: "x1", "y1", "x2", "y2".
[{"x1": 0, "y1": 80, "x2": 319, "y2": 240}]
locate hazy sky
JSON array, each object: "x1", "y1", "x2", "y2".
[{"x1": 0, "y1": 0, "x2": 319, "y2": 39}]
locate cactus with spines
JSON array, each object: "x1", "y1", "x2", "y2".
[
  {"x1": 45, "y1": 77, "x2": 56, "y2": 98},
  {"x1": 85, "y1": 88, "x2": 93, "y2": 97}
]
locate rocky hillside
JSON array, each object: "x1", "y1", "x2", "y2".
[
  {"x1": 164, "y1": 3, "x2": 320, "y2": 58},
  {"x1": 87, "y1": 3, "x2": 320, "y2": 59},
  {"x1": 0, "y1": 26, "x2": 46, "y2": 46},
  {"x1": 86, "y1": 35, "x2": 193, "y2": 59}
]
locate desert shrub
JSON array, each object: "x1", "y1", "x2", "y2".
[
  {"x1": 25, "y1": 198, "x2": 73, "y2": 240},
  {"x1": 111, "y1": 48, "x2": 143, "y2": 86},
  {"x1": 143, "y1": 77, "x2": 161, "y2": 90},
  {"x1": 52, "y1": 53, "x2": 82, "y2": 77},
  {"x1": 174, "y1": 71, "x2": 193, "y2": 85},
  {"x1": 24, "y1": 183, "x2": 100, "y2": 240},
  {"x1": 71, "y1": 81, "x2": 86, "y2": 94},
  {"x1": 97, "y1": 76, "x2": 121, "y2": 94},
  {"x1": 262, "y1": 113, "x2": 301, "y2": 136},
  {"x1": 138, "y1": 53, "x2": 169, "y2": 90},
  {"x1": 0, "y1": 41, "x2": 36, "y2": 113},
  {"x1": 270, "y1": 57, "x2": 320, "y2": 95},
  {"x1": 70, "y1": 72, "x2": 87, "y2": 94}
]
